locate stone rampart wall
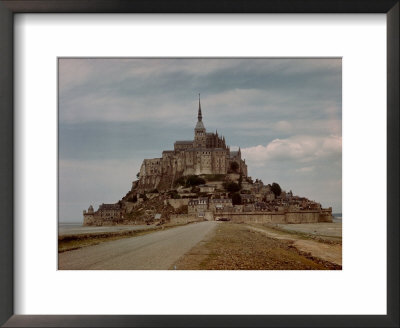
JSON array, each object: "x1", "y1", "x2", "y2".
[
  {"x1": 169, "y1": 214, "x2": 202, "y2": 225},
  {"x1": 285, "y1": 211, "x2": 320, "y2": 223},
  {"x1": 218, "y1": 212, "x2": 286, "y2": 224},
  {"x1": 318, "y1": 212, "x2": 333, "y2": 222},
  {"x1": 217, "y1": 210, "x2": 332, "y2": 224},
  {"x1": 83, "y1": 215, "x2": 115, "y2": 226}
]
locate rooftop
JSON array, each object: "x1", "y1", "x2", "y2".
[
  {"x1": 175, "y1": 140, "x2": 193, "y2": 144},
  {"x1": 99, "y1": 203, "x2": 121, "y2": 210},
  {"x1": 195, "y1": 120, "x2": 205, "y2": 130}
]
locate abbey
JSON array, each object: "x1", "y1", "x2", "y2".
[
  {"x1": 83, "y1": 96, "x2": 333, "y2": 226},
  {"x1": 138, "y1": 95, "x2": 248, "y2": 191}
]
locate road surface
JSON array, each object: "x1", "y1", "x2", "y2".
[{"x1": 58, "y1": 221, "x2": 218, "y2": 270}]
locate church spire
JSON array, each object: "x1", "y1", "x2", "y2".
[
  {"x1": 194, "y1": 93, "x2": 205, "y2": 132},
  {"x1": 198, "y1": 93, "x2": 202, "y2": 121}
]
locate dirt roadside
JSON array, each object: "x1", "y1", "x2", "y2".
[{"x1": 172, "y1": 222, "x2": 341, "y2": 270}]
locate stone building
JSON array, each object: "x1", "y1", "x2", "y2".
[
  {"x1": 138, "y1": 95, "x2": 247, "y2": 192},
  {"x1": 199, "y1": 184, "x2": 216, "y2": 193},
  {"x1": 188, "y1": 197, "x2": 209, "y2": 217},
  {"x1": 209, "y1": 198, "x2": 233, "y2": 212},
  {"x1": 188, "y1": 197, "x2": 233, "y2": 217},
  {"x1": 83, "y1": 203, "x2": 125, "y2": 225},
  {"x1": 241, "y1": 194, "x2": 255, "y2": 204}
]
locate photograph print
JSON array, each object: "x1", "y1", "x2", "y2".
[{"x1": 58, "y1": 58, "x2": 342, "y2": 270}]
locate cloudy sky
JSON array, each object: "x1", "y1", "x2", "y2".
[{"x1": 59, "y1": 58, "x2": 342, "y2": 223}]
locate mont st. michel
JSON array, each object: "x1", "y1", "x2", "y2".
[
  {"x1": 59, "y1": 58, "x2": 341, "y2": 271},
  {"x1": 59, "y1": 94, "x2": 341, "y2": 271},
  {"x1": 82, "y1": 96, "x2": 333, "y2": 227}
]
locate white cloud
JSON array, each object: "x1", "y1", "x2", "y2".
[
  {"x1": 59, "y1": 58, "x2": 340, "y2": 88},
  {"x1": 242, "y1": 135, "x2": 342, "y2": 167},
  {"x1": 295, "y1": 166, "x2": 315, "y2": 173},
  {"x1": 58, "y1": 58, "x2": 341, "y2": 125},
  {"x1": 59, "y1": 93, "x2": 195, "y2": 124},
  {"x1": 58, "y1": 59, "x2": 94, "y2": 90},
  {"x1": 274, "y1": 120, "x2": 292, "y2": 132},
  {"x1": 58, "y1": 58, "x2": 253, "y2": 92}
]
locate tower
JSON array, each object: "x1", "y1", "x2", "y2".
[{"x1": 194, "y1": 93, "x2": 206, "y2": 148}]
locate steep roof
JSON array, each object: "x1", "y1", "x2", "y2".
[
  {"x1": 99, "y1": 203, "x2": 121, "y2": 210},
  {"x1": 175, "y1": 140, "x2": 193, "y2": 144},
  {"x1": 195, "y1": 120, "x2": 205, "y2": 130},
  {"x1": 195, "y1": 93, "x2": 205, "y2": 130},
  {"x1": 198, "y1": 93, "x2": 202, "y2": 121}
]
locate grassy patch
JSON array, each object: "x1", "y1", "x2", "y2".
[
  {"x1": 58, "y1": 228, "x2": 160, "y2": 253},
  {"x1": 259, "y1": 223, "x2": 342, "y2": 244},
  {"x1": 59, "y1": 222, "x2": 195, "y2": 253}
]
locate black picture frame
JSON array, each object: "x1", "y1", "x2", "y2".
[{"x1": 0, "y1": 1, "x2": 398, "y2": 327}]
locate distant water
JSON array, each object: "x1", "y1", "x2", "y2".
[
  {"x1": 59, "y1": 223, "x2": 83, "y2": 228},
  {"x1": 332, "y1": 213, "x2": 342, "y2": 223}
]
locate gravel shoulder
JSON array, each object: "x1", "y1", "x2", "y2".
[{"x1": 173, "y1": 222, "x2": 341, "y2": 270}]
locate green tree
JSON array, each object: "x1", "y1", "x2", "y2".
[
  {"x1": 230, "y1": 161, "x2": 239, "y2": 173},
  {"x1": 167, "y1": 189, "x2": 181, "y2": 199},
  {"x1": 185, "y1": 175, "x2": 206, "y2": 187},
  {"x1": 171, "y1": 193, "x2": 181, "y2": 199},
  {"x1": 223, "y1": 181, "x2": 241, "y2": 193},
  {"x1": 232, "y1": 192, "x2": 242, "y2": 205},
  {"x1": 271, "y1": 182, "x2": 282, "y2": 197},
  {"x1": 175, "y1": 205, "x2": 188, "y2": 214},
  {"x1": 174, "y1": 176, "x2": 186, "y2": 187},
  {"x1": 238, "y1": 174, "x2": 243, "y2": 189}
]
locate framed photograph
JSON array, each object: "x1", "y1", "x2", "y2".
[{"x1": 1, "y1": 0, "x2": 398, "y2": 327}]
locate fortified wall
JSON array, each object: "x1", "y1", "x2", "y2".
[
  {"x1": 221, "y1": 210, "x2": 332, "y2": 224},
  {"x1": 170, "y1": 209, "x2": 332, "y2": 225}
]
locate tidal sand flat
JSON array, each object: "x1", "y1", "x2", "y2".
[{"x1": 273, "y1": 222, "x2": 342, "y2": 239}]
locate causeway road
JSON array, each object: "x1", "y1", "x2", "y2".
[{"x1": 58, "y1": 221, "x2": 218, "y2": 270}]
